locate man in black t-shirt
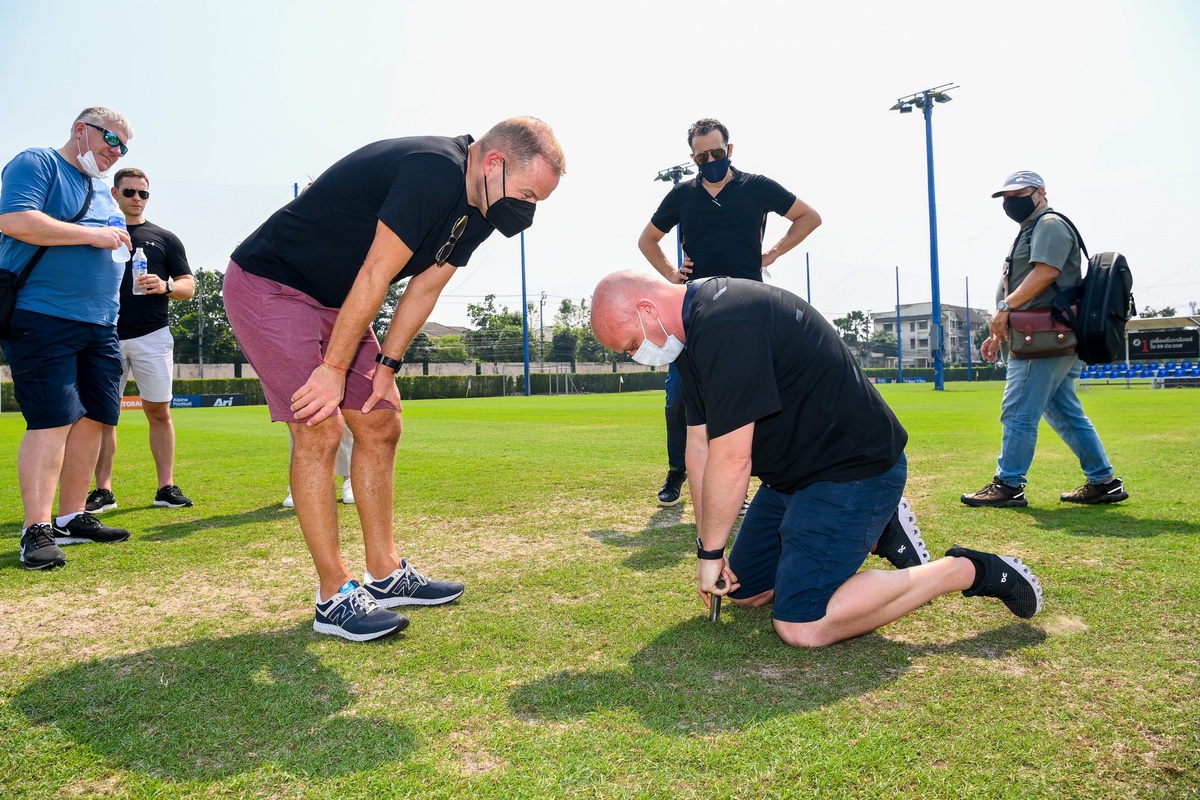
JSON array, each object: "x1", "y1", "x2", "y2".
[
  {"x1": 637, "y1": 118, "x2": 820, "y2": 507},
  {"x1": 225, "y1": 117, "x2": 566, "y2": 642},
  {"x1": 86, "y1": 168, "x2": 196, "y2": 515},
  {"x1": 591, "y1": 271, "x2": 1044, "y2": 647}
]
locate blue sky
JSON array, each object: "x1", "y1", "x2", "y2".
[{"x1": 3, "y1": 0, "x2": 1198, "y2": 326}]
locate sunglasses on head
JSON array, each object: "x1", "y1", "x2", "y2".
[
  {"x1": 120, "y1": 188, "x2": 150, "y2": 200},
  {"x1": 84, "y1": 123, "x2": 128, "y2": 156},
  {"x1": 435, "y1": 215, "x2": 470, "y2": 265},
  {"x1": 691, "y1": 147, "x2": 728, "y2": 165}
]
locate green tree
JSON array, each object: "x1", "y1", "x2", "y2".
[
  {"x1": 869, "y1": 330, "x2": 898, "y2": 360},
  {"x1": 1140, "y1": 306, "x2": 1176, "y2": 318},
  {"x1": 371, "y1": 280, "x2": 408, "y2": 342},
  {"x1": 464, "y1": 294, "x2": 525, "y2": 362},
  {"x1": 430, "y1": 334, "x2": 469, "y2": 363},
  {"x1": 169, "y1": 270, "x2": 243, "y2": 364},
  {"x1": 551, "y1": 298, "x2": 606, "y2": 363},
  {"x1": 832, "y1": 310, "x2": 871, "y2": 364}
]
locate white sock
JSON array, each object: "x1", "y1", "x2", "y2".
[{"x1": 55, "y1": 512, "x2": 82, "y2": 527}]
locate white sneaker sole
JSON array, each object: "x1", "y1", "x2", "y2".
[{"x1": 313, "y1": 618, "x2": 407, "y2": 641}]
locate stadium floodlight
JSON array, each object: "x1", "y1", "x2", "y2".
[
  {"x1": 655, "y1": 163, "x2": 694, "y2": 183},
  {"x1": 890, "y1": 82, "x2": 959, "y2": 391}
]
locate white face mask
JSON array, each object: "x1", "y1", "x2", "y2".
[
  {"x1": 632, "y1": 312, "x2": 684, "y2": 366},
  {"x1": 76, "y1": 127, "x2": 110, "y2": 179}
]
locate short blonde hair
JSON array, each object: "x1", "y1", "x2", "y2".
[
  {"x1": 75, "y1": 107, "x2": 133, "y2": 139},
  {"x1": 478, "y1": 116, "x2": 566, "y2": 176}
]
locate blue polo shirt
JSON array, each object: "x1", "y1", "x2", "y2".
[{"x1": 0, "y1": 148, "x2": 121, "y2": 325}]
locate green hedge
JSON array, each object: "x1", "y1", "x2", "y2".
[{"x1": 0, "y1": 366, "x2": 1004, "y2": 412}]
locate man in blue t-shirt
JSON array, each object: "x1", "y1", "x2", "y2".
[
  {"x1": 0, "y1": 107, "x2": 137, "y2": 570},
  {"x1": 591, "y1": 270, "x2": 1044, "y2": 648},
  {"x1": 225, "y1": 117, "x2": 566, "y2": 642},
  {"x1": 637, "y1": 118, "x2": 821, "y2": 506}
]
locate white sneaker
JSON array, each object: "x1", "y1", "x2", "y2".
[
  {"x1": 282, "y1": 488, "x2": 294, "y2": 508},
  {"x1": 342, "y1": 478, "x2": 355, "y2": 505}
]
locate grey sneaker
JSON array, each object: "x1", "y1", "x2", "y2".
[
  {"x1": 1061, "y1": 478, "x2": 1128, "y2": 504},
  {"x1": 20, "y1": 524, "x2": 67, "y2": 570},
  {"x1": 363, "y1": 560, "x2": 464, "y2": 608},
  {"x1": 947, "y1": 545, "x2": 1043, "y2": 618},
  {"x1": 85, "y1": 488, "x2": 117, "y2": 513},
  {"x1": 961, "y1": 479, "x2": 1028, "y2": 508}
]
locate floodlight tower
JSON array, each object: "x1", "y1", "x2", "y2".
[
  {"x1": 890, "y1": 82, "x2": 958, "y2": 390},
  {"x1": 654, "y1": 162, "x2": 695, "y2": 267}
]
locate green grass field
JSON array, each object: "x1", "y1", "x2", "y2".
[{"x1": 0, "y1": 383, "x2": 1196, "y2": 799}]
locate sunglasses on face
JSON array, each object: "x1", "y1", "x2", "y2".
[
  {"x1": 84, "y1": 123, "x2": 128, "y2": 156},
  {"x1": 120, "y1": 188, "x2": 150, "y2": 200},
  {"x1": 435, "y1": 215, "x2": 470, "y2": 265},
  {"x1": 691, "y1": 147, "x2": 728, "y2": 165}
]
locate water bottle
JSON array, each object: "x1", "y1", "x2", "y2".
[
  {"x1": 131, "y1": 248, "x2": 148, "y2": 295},
  {"x1": 107, "y1": 195, "x2": 130, "y2": 262}
]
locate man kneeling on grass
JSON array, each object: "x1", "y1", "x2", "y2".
[{"x1": 591, "y1": 271, "x2": 1043, "y2": 647}]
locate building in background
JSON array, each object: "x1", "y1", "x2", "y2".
[{"x1": 871, "y1": 302, "x2": 991, "y2": 368}]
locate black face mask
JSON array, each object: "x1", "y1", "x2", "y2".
[
  {"x1": 484, "y1": 158, "x2": 536, "y2": 238},
  {"x1": 1002, "y1": 192, "x2": 1038, "y2": 223}
]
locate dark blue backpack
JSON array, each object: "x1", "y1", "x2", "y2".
[{"x1": 1034, "y1": 212, "x2": 1137, "y2": 365}]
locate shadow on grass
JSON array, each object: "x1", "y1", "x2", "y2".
[
  {"x1": 12, "y1": 626, "x2": 414, "y2": 782},
  {"x1": 587, "y1": 505, "x2": 744, "y2": 573},
  {"x1": 511, "y1": 615, "x2": 1045, "y2": 734},
  {"x1": 1007, "y1": 505, "x2": 1200, "y2": 538},
  {"x1": 138, "y1": 504, "x2": 296, "y2": 542}
]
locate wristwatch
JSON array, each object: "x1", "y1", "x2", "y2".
[
  {"x1": 997, "y1": 299, "x2": 1012, "y2": 312},
  {"x1": 696, "y1": 537, "x2": 725, "y2": 560},
  {"x1": 375, "y1": 352, "x2": 404, "y2": 370},
  {"x1": 164, "y1": 277, "x2": 174, "y2": 295}
]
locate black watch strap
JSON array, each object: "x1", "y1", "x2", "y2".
[
  {"x1": 696, "y1": 537, "x2": 725, "y2": 560},
  {"x1": 375, "y1": 352, "x2": 404, "y2": 370}
]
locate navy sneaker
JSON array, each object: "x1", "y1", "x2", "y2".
[
  {"x1": 85, "y1": 488, "x2": 117, "y2": 513},
  {"x1": 20, "y1": 524, "x2": 66, "y2": 570},
  {"x1": 874, "y1": 497, "x2": 931, "y2": 569},
  {"x1": 154, "y1": 485, "x2": 194, "y2": 508},
  {"x1": 363, "y1": 560, "x2": 465, "y2": 608},
  {"x1": 313, "y1": 581, "x2": 408, "y2": 642},
  {"x1": 53, "y1": 513, "x2": 131, "y2": 545},
  {"x1": 947, "y1": 545, "x2": 1043, "y2": 618}
]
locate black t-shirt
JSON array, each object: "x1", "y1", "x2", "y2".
[
  {"x1": 231, "y1": 134, "x2": 494, "y2": 308},
  {"x1": 678, "y1": 277, "x2": 908, "y2": 493},
  {"x1": 650, "y1": 169, "x2": 796, "y2": 281},
  {"x1": 117, "y1": 220, "x2": 192, "y2": 340}
]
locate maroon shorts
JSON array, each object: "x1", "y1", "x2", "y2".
[{"x1": 224, "y1": 261, "x2": 395, "y2": 423}]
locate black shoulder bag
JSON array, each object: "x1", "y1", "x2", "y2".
[{"x1": 0, "y1": 179, "x2": 95, "y2": 338}]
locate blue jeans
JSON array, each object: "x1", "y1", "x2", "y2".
[
  {"x1": 664, "y1": 362, "x2": 686, "y2": 469},
  {"x1": 996, "y1": 355, "x2": 1114, "y2": 486}
]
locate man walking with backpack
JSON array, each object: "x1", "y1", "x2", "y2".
[{"x1": 962, "y1": 171, "x2": 1128, "y2": 508}]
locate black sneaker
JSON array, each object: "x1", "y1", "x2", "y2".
[
  {"x1": 961, "y1": 479, "x2": 1028, "y2": 508},
  {"x1": 20, "y1": 524, "x2": 67, "y2": 570},
  {"x1": 154, "y1": 485, "x2": 193, "y2": 508},
  {"x1": 363, "y1": 560, "x2": 465, "y2": 608},
  {"x1": 947, "y1": 545, "x2": 1043, "y2": 618},
  {"x1": 85, "y1": 488, "x2": 117, "y2": 513},
  {"x1": 313, "y1": 581, "x2": 408, "y2": 642},
  {"x1": 1061, "y1": 478, "x2": 1129, "y2": 504},
  {"x1": 874, "y1": 497, "x2": 931, "y2": 569},
  {"x1": 657, "y1": 467, "x2": 687, "y2": 506},
  {"x1": 53, "y1": 513, "x2": 131, "y2": 545}
]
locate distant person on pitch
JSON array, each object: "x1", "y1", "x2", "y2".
[
  {"x1": 637, "y1": 117, "x2": 820, "y2": 507},
  {"x1": 284, "y1": 426, "x2": 355, "y2": 507},
  {"x1": 86, "y1": 168, "x2": 195, "y2": 514}
]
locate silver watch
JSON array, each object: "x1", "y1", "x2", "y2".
[
  {"x1": 165, "y1": 277, "x2": 174, "y2": 295},
  {"x1": 997, "y1": 299, "x2": 1011, "y2": 312}
]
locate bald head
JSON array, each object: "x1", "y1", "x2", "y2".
[{"x1": 591, "y1": 270, "x2": 687, "y2": 355}]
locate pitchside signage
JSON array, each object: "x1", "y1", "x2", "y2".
[
  {"x1": 122, "y1": 394, "x2": 246, "y2": 409},
  {"x1": 1128, "y1": 330, "x2": 1200, "y2": 360}
]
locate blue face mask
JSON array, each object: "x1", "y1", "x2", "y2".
[{"x1": 698, "y1": 157, "x2": 731, "y2": 183}]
